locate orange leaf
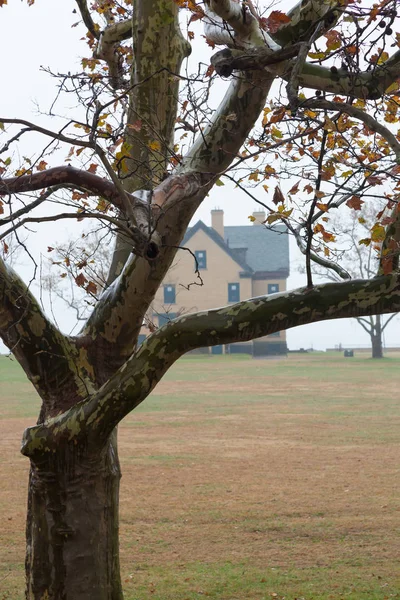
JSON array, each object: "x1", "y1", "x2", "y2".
[
  {"x1": 88, "y1": 163, "x2": 98, "y2": 174},
  {"x1": 36, "y1": 160, "x2": 48, "y2": 171},
  {"x1": 264, "y1": 10, "x2": 291, "y2": 33}
]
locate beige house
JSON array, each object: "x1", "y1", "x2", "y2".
[{"x1": 140, "y1": 209, "x2": 290, "y2": 355}]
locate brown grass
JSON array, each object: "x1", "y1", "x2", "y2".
[{"x1": 1, "y1": 353, "x2": 400, "y2": 599}]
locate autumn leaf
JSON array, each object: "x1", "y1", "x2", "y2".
[
  {"x1": 370, "y1": 223, "x2": 386, "y2": 242},
  {"x1": 316, "y1": 203, "x2": 329, "y2": 212},
  {"x1": 314, "y1": 223, "x2": 336, "y2": 243},
  {"x1": 36, "y1": 160, "x2": 48, "y2": 171},
  {"x1": 264, "y1": 10, "x2": 291, "y2": 34},
  {"x1": 88, "y1": 163, "x2": 98, "y2": 174},
  {"x1": 346, "y1": 195, "x2": 364, "y2": 210},
  {"x1": 271, "y1": 126, "x2": 283, "y2": 139},
  {"x1": 248, "y1": 171, "x2": 260, "y2": 182},
  {"x1": 75, "y1": 273, "x2": 87, "y2": 287},
  {"x1": 273, "y1": 185, "x2": 285, "y2": 205},
  {"x1": 325, "y1": 30, "x2": 341, "y2": 51},
  {"x1": 86, "y1": 281, "x2": 97, "y2": 295},
  {"x1": 47, "y1": 247, "x2": 54, "y2": 252},
  {"x1": 149, "y1": 140, "x2": 161, "y2": 151},
  {"x1": 270, "y1": 107, "x2": 286, "y2": 124},
  {"x1": 248, "y1": 215, "x2": 256, "y2": 222},
  {"x1": 359, "y1": 239, "x2": 372, "y2": 248},
  {"x1": 96, "y1": 198, "x2": 110, "y2": 212},
  {"x1": 2, "y1": 240, "x2": 8, "y2": 254},
  {"x1": 0, "y1": 200, "x2": 3, "y2": 215},
  {"x1": 288, "y1": 182, "x2": 299, "y2": 195}
]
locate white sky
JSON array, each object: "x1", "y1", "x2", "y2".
[{"x1": 0, "y1": 0, "x2": 398, "y2": 353}]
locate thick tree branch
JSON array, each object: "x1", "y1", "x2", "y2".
[
  {"x1": 182, "y1": 71, "x2": 273, "y2": 173},
  {"x1": 94, "y1": 19, "x2": 132, "y2": 88},
  {"x1": 210, "y1": 47, "x2": 400, "y2": 100},
  {"x1": 0, "y1": 166, "x2": 161, "y2": 260},
  {"x1": 211, "y1": 45, "x2": 302, "y2": 77},
  {"x1": 204, "y1": 0, "x2": 274, "y2": 49},
  {"x1": 106, "y1": 0, "x2": 191, "y2": 283},
  {"x1": 0, "y1": 258, "x2": 94, "y2": 415},
  {"x1": 270, "y1": 0, "x2": 349, "y2": 46},
  {"x1": 379, "y1": 204, "x2": 400, "y2": 275},
  {"x1": 22, "y1": 273, "x2": 400, "y2": 456},
  {"x1": 79, "y1": 171, "x2": 214, "y2": 383}
]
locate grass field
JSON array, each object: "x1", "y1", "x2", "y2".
[{"x1": 1, "y1": 352, "x2": 400, "y2": 599}]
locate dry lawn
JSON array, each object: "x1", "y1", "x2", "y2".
[{"x1": 1, "y1": 353, "x2": 399, "y2": 599}]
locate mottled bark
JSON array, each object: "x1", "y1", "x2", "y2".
[
  {"x1": 25, "y1": 433, "x2": 122, "y2": 600},
  {"x1": 0, "y1": 2, "x2": 398, "y2": 599}
]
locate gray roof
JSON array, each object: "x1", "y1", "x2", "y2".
[
  {"x1": 224, "y1": 224, "x2": 289, "y2": 274},
  {"x1": 183, "y1": 221, "x2": 289, "y2": 276}
]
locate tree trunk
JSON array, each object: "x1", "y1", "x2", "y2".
[
  {"x1": 25, "y1": 433, "x2": 122, "y2": 600},
  {"x1": 371, "y1": 315, "x2": 383, "y2": 359}
]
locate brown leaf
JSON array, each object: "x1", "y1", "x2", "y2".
[
  {"x1": 75, "y1": 273, "x2": 87, "y2": 287},
  {"x1": 273, "y1": 185, "x2": 285, "y2": 205},
  {"x1": 346, "y1": 195, "x2": 364, "y2": 210},
  {"x1": 88, "y1": 163, "x2": 98, "y2": 174},
  {"x1": 85, "y1": 281, "x2": 97, "y2": 295},
  {"x1": 288, "y1": 182, "x2": 299, "y2": 195}
]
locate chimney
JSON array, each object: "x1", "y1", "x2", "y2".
[
  {"x1": 252, "y1": 210, "x2": 266, "y2": 225},
  {"x1": 211, "y1": 209, "x2": 224, "y2": 238}
]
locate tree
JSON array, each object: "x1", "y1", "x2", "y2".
[
  {"x1": 309, "y1": 204, "x2": 398, "y2": 358},
  {"x1": 2, "y1": 1, "x2": 400, "y2": 598}
]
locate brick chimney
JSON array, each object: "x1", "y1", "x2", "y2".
[
  {"x1": 252, "y1": 210, "x2": 266, "y2": 225},
  {"x1": 211, "y1": 209, "x2": 224, "y2": 238}
]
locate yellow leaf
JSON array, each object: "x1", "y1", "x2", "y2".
[{"x1": 149, "y1": 140, "x2": 161, "y2": 151}]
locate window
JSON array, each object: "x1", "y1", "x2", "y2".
[
  {"x1": 195, "y1": 250, "x2": 207, "y2": 270},
  {"x1": 268, "y1": 283, "x2": 279, "y2": 294},
  {"x1": 228, "y1": 283, "x2": 240, "y2": 303},
  {"x1": 164, "y1": 284, "x2": 176, "y2": 304}
]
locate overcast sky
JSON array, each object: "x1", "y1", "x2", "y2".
[{"x1": 0, "y1": 0, "x2": 398, "y2": 353}]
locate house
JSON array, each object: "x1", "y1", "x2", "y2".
[{"x1": 142, "y1": 209, "x2": 290, "y2": 356}]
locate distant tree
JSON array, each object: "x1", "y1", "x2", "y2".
[
  {"x1": 2, "y1": 1, "x2": 400, "y2": 598},
  {"x1": 309, "y1": 204, "x2": 397, "y2": 357}
]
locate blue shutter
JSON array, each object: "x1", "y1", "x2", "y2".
[
  {"x1": 164, "y1": 284, "x2": 176, "y2": 304},
  {"x1": 228, "y1": 283, "x2": 240, "y2": 303},
  {"x1": 194, "y1": 250, "x2": 207, "y2": 269}
]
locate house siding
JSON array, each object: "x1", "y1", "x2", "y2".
[{"x1": 142, "y1": 213, "x2": 289, "y2": 355}]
